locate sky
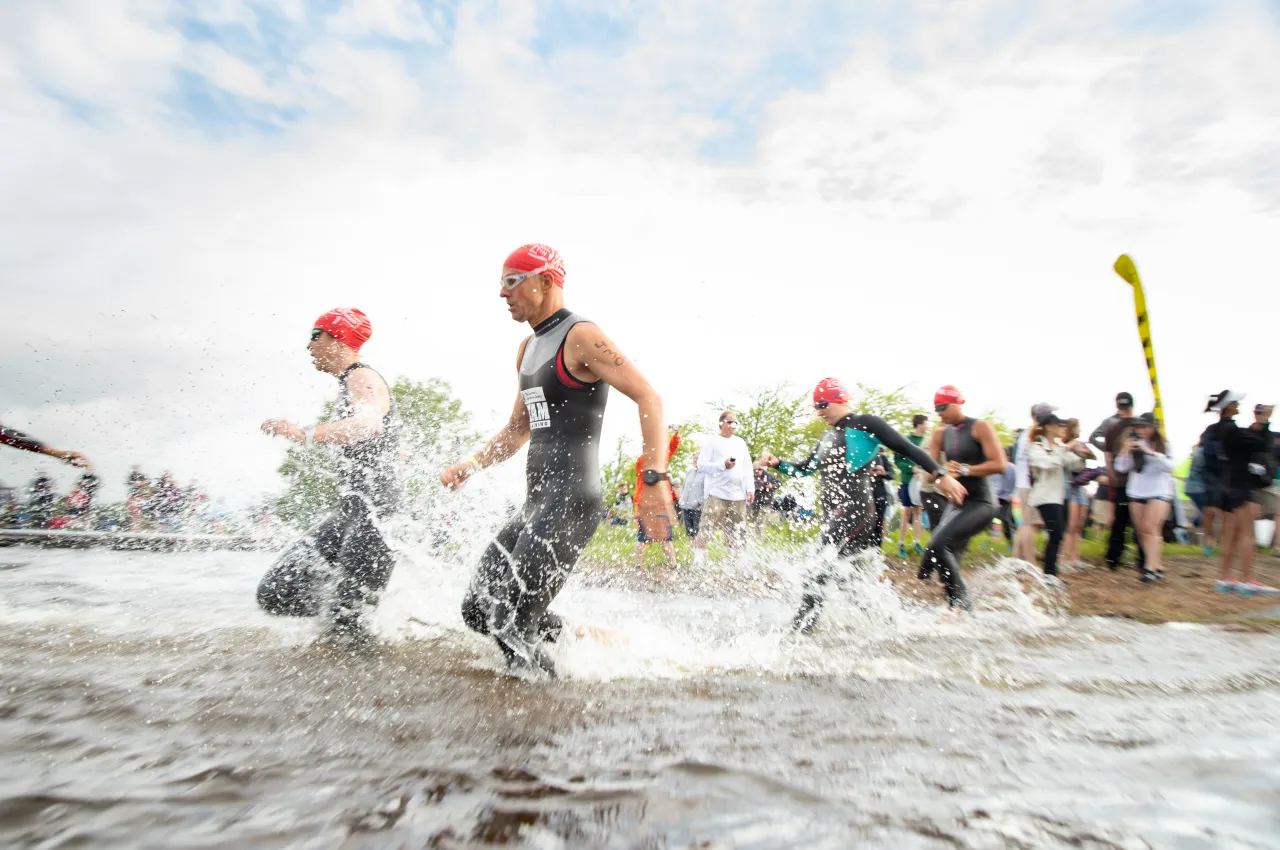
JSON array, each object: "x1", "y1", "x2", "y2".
[{"x1": 3, "y1": 0, "x2": 1279, "y2": 506}]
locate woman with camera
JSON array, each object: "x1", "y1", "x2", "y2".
[
  {"x1": 1204, "y1": 392, "x2": 1275, "y2": 594},
  {"x1": 1027, "y1": 413, "x2": 1086, "y2": 578},
  {"x1": 1112, "y1": 413, "x2": 1174, "y2": 582}
]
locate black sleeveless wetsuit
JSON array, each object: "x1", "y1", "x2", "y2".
[
  {"x1": 461, "y1": 309, "x2": 608, "y2": 674},
  {"x1": 257, "y1": 364, "x2": 403, "y2": 637},
  {"x1": 919, "y1": 417, "x2": 997, "y2": 610},
  {"x1": 783, "y1": 414, "x2": 941, "y2": 631}
]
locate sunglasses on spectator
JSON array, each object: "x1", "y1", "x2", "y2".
[
  {"x1": 309, "y1": 328, "x2": 324, "y2": 341},
  {"x1": 723, "y1": 421, "x2": 738, "y2": 428},
  {"x1": 501, "y1": 263, "x2": 553, "y2": 291}
]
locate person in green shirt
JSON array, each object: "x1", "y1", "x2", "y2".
[{"x1": 893, "y1": 414, "x2": 930, "y2": 558}]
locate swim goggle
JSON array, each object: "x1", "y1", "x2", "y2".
[
  {"x1": 501, "y1": 262, "x2": 555, "y2": 291},
  {"x1": 309, "y1": 327, "x2": 324, "y2": 341}
]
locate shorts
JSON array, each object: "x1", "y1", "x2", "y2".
[
  {"x1": 898, "y1": 482, "x2": 918, "y2": 508},
  {"x1": 1220, "y1": 488, "x2": 1256, "y2": 513},
  {"x1": 681, "y1": 507, "x2": 702, "y2": 538},
  {"x1": 1017, "y1": 489, "x2": 1042, "y2": 526},
  {"x1": 1256, "y1": 486, "x2": 1277, "y2": 518},
  {"x1": 1130, "y1": 496, "x2": 1172, "y2": 505},
  {"x1": 1096, "y1": 484, "x2": 1113, "y2": 502},
  {"x1": 1067, "y1": 485, "x2": 1090, "y2": 507},
  {"x1": 702, "y1": 496, "x2": 749, "y2": 542}
]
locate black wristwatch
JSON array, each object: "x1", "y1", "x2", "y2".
[{"x1": 642, "y1": 469, "x2": 670, "y2": 487}]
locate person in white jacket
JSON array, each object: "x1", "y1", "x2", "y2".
[
  {"x1": 1112, "y1": 412, "x2": 1175, "y2": 581},
  {"x1": 693, "y1": 411, "x2": 755, "y2": 564},
  {"x1": 1028, "y1": 413, "x2": 1087, "y2": 577}
]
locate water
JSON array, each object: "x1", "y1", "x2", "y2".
[{"x1": 1, "y1": 545, "x2": 1278, "y2": 848}]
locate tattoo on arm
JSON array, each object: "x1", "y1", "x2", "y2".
[{"x1": 593, "y1": 341, "x2": 625, "y2": 367}]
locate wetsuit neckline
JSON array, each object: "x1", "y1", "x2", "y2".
[
  {"x1": 338, "y1": 362, "x2": 365, "y2": 381},
  {"x1": 533, "y1": 308, "x2": 572, "y2": 337}
]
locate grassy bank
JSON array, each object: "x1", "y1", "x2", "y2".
[{"x1": 585, "y1": 519, "x2": 1280, "y2": 629}]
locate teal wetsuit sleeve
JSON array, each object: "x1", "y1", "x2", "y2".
[{"x1": 776, "y1": 443, "x2": 821, "y2": 478}]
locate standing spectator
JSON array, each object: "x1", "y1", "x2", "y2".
[
  {"x1": 1205, "y1": 391, "x2": 1276, "y2": 594},
  {"x1": 993, "y1": 444, "x2": 1018, "y2": 549},
  {"x1": 1014, "y1": 403, "x2": 1057, "y2": 562},
  {"x1": 751, "y1": 461, "x2": 782, "y2": 532},
  {"x1": 894, "y1": 414, "x2": 930, "y2": 557},
  {"x1": 1061, "y1": 419, "x2": 1096, "y2": 569},
  {"x1": 1251, "y1": 405, "x2": 1278, "y2": 556},
  {"x1": 1028, "y1": 414, "x2": 1084, "y2": 577},
  {"x1": 679, "y1": 451, "x2": 707, "y2": 540},
  {"x1": 869, "y1": 446, "x2": 894, "y2": 547},
  {"x1": 126, "y1": 467, "x2": 151, "y2": 531},
  {"x1": 1113, "y1": 413, "x2": 1174, "y2": 582},
  {"x1": 65, "y1": 473, "x2": 100, "y2": 531},
  {"x1": 27, "y1": 475, "x2": 57, "y2": 528},
  {"x1": 693, "y1": 411, "x2": 755, "y2": 565},
  {"x1": 607, "y1": 482, "x2": 632, "y2": 527},
  {"x1": 1182, "y1": 441, "x2": 1217, "y2": 553},
  {"x1": 633, "y1": 428, "x2": 681, "y2": 569},
  {"x1": 1090, "y1": 392, "x2": 1144, "y2": 572}
]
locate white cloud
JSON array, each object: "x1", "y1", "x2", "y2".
[{"x1": 2, "y1": 0, "x2": 1278, "y2": 506}]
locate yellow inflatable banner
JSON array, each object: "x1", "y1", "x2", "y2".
[{"x1": 1113, "y1": 254, "x2": 1164, "y2": 430}]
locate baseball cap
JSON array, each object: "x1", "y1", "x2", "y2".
[
  {"x1": 1116, "y1": 392, "x2": 1134, "y2": 408},
  {"x1": 1030, "y1": 402, "x2": 1057, "y2": 420},
  {"x1": 1207, "y1": 390, "x2": 1246, "y2": 412},
  {"x1": 1037, "y1": 412, "x2": 1066, "y2": 427}
]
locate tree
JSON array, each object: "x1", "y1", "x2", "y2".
[
  {"x1": 274, "y1": 377, "x2": 478, "y2": 530},
  {"x1": 709, "y1": 385, "x2": 814, "y2": 462}
]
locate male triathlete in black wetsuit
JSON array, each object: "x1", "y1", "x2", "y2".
[
  {"x1": 440, "y1": 244, "x2": 675, "y2": 676},
  {"x1": 0, "y1": 424, "x2": 91, "y2": 469},
  {"x1": 761, "y1": 378, "x2": 965, "y2": 631},
  {"x1": 258, "y1": 308, "x2": 402, "y2": 646},
  {"x1": 919, "y1": 385, "x2": 1007, "y2": 611}
]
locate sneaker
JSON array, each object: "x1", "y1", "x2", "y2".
[
  {"x1": 914, "y1": 542, "x2": 925, "y2": 555},
  {"x1": 1214, "y1": 579, "x2": 1238, "y2": 593},
  {"x1": 1240, "y1": 581, "x2": 1280, "y2": 596},
  {"x1": 1201, "y1": 544, "x2": 1215, "y2": 557},
  {"x1": 898, "y1": 543, "x2": 908, "y2": 559},
  {"x1": 1140, "y1": 568, "x2": 1159, "y2": 583}
]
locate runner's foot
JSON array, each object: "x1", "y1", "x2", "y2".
[
  {"x1": 1214, "y1": 579, "x2": 1238, "y2": 593},
  {"x1": 1239, "y1": 581, "x2": 1280, "y2": 596}
]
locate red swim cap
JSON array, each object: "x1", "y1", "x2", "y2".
[
  {"x1": 314, "y1": 308, "x2": 372, "y2": 352},
  {"x1": 503, "y1": 243, "x2": 566, "y2": 287},
  {"x1": 934, "y1": 385, "x2": 965, "y2": 406},
  {"x1": 813, "y1": 377, "x2": 851, "y2": 405}
]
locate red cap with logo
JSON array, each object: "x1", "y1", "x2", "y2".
[
  {"x1": 503, "y1": 243, "x2": 566, "y2": 287},
  {"x1": 314, "y1": 308, "x2": 373, "y2": 352},
  {"x1": 813, "y1": 377, "x2": 851, "y2": 405},
  {"x1": 934, "y1": 385, "x2": 965, "y2": 407}
]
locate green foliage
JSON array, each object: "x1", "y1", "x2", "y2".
[
  {"x1": 709, "y1": 385, "x2": 815, "y2": 461},
  {"x1": 274, "y1": 377, "x2": 478, "y2": 530},
  {"x1": 847, "y1": 383, "x2": 930, "y2": 434}
]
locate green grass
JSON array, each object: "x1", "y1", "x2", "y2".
[{"x1": 584, "y1": 517, "x2": 1204, "y2": 569}]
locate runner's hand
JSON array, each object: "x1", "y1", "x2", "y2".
[
  {"x1": 935, "y1": 475, "x2": 968, "y2": 505},
  {"x1": 52, "y1": 449, "x2": 92, "y2": 470},
  {"x1": 260, "y1": 419, "x2": 304, "y2": 443},
  {"x1": 440, "y1": 462, "x2": 475, "y2": 492},
  {"x1": 945, "y1": 460, "x2": 966, "y2": 477},
  {"x1": 636, "y1": 481, "x2": 675, "y2": 542}
]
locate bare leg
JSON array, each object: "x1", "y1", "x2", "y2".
[
  {"x1": 662, "y1": 540, "x2": 677, "y2": 568},
  {"x1": 1139, "y1": 501, "x2": 1170, "y2": 575},
  {"x1": 633, "y1": 542, "x2": 646, "y2": 567},
  {"x1": 1203, "y1": 506, "x2": 1219, "y2": 550},
  {"x1": 1218, "y1": 509, "x2": 1240, "y2": 582},
  {"x1": 1239, "y1": 502, "x2": 1260, "y2": 585}
]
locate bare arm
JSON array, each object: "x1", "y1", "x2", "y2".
[
  {"x1": 0, "y1": 425, "x2": 91, "y2": 469},
  {"x1": 565, "y1": 323, "x2": 667, "y2": 472},
  {"x1": 969, "y1": 421, "x2": 1008, "y2": 478},
  {"x1": 440, "y1": 338, "x2": 532, "y2": 490},
  {"x1": 928, "y1": 426, "x2": 945, "y2": 463},
  {"x1": 312, "y1": 368, "x2": 391, "y2": 446}
]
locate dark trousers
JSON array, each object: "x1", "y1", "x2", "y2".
[
  {"x1": 257, "y1": 495, "x2": 396, "y2": 635},
  {"x1": 921, "y1": 492, "x2": 946, "y2": 532},
  {"x1": 997, "y1": 499, "x2": 1016, "y2": 544},
  {"x1": 872, "y1": 489, "x2": 889, "y2": 542},
  {"x1": 1105, "y1": 491, "x2": 1146, "y2": 570},
  {"x1": 1037, "y1": 502, "x2": 1066, "y2": 576}
]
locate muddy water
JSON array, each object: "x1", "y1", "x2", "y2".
[{"x1": 1, "y1": 546, "x2": 1277, "y2": 848}]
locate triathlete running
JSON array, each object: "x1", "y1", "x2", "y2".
[
  {"x1": 1, "y1": 424, "x2": 91, "y2": 469},
  {"x1": 440, "y1": 244, "x2": 674, "y2": 676},
  {"x1": 918, "y1": 385, "x2": 1007, "y2": 611},
  {"x1": 760, "y1": 378, "x2": 965, "y2": 632},
  {"x1": 257, "y1": 308, "x2": 402, "y2": 647}
]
